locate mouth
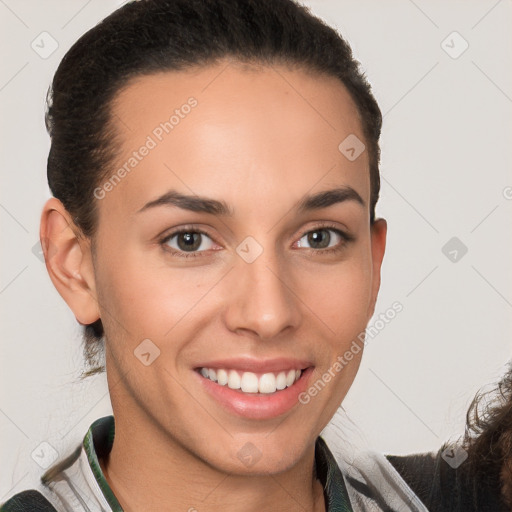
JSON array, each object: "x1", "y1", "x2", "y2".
[
  {"x1": 193, "y1": 359, "x2": 314, "y2": 420},
  {"x1": 197, "y1": 367, "x2": 303, "y2": 394}
]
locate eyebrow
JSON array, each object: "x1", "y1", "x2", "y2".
[
  {"x1": 296, "y1": 187, "x2": 365, "y2": 213},
  {"x1": 137, "y1": 190, "x2": 233, "y2": 216},
  {"x1": 136, "y1": 186, "x2": 365, "y2": 216}
]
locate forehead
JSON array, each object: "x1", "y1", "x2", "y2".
[{"x1": 101, "y1": 61, "x2": 369, "y2": 217}]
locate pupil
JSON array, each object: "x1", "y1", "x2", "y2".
[
  {"x1": 178, "y1": 232, "x2": 201, "y2": 251},
  {"x1": 308, "y1": 230, "x2": 330, "y2": 249}
]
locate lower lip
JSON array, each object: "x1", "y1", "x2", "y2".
[{"x1": 196, "y1": 367, "x2": 314, "y2": 420}]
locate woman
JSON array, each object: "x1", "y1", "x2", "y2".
[{"x1": 0, "y1": 0, "x2": 435, "y2": 510}]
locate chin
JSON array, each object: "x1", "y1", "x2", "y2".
[{"x1": 212, "y1": 436, "x2": 312, "y2": 476}]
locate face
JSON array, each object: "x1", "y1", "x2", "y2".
[{"x1": 49, "y1": 60, "x2": 386, "y2": 475}]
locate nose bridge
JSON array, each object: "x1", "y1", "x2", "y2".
[{"x1": 224, "y1": 249, "x2": 301, "y2": 339}]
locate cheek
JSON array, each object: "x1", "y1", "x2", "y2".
[
  {"x1": 94, "y1": 243, "x2": 224, "y2": 341},
  {"x1": 296, "y1": 255, "x2": 373, "y2": 341}
]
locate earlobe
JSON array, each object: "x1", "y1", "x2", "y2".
[
  {"x1": 40, "y1": 198, "x2": 100, "y2": 326},
  {"x1": 367, "y1": 218, "x2": 387, "y2": 319}
]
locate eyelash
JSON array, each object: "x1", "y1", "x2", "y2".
[{"x1": 158, "y1": 224, "x2": 354, "y2": 259}]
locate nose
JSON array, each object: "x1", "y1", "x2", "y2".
[{"x1": 223, "y1": 253, "x2": 302, "y2": 340}]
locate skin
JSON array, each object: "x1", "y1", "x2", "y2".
[{"x1": 41, "y1": 59, "x2": 386, "y2": 511}]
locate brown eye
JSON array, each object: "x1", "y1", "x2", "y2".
[
  {"x1": 307, "y1": 230, "x2": 330, "y2": 249},
  {"x1": 178, "y1": 232, "x2": 201, "y2": 251},
  {"x1": 166, "y1": 231, "x2": 214, "y2": 252},
  {"x1": 297, "y1": 228, "x2": 344, "y2": 250}
]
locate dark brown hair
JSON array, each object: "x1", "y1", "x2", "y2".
[
  {"x1": 463, "y1": 364, "x2": 512, "y2": 508},
  {"x1": 45, "y1": 0, "x2": 382, "y2": 377}
]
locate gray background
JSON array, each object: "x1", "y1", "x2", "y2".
[{"x1": 1, "y1": 0, "x2": 511, "y2": 500}]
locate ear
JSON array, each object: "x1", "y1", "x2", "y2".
[
  {"x1": 40, "y1": 198, "x2": 100, "y2": 326},
  {"x1": 367, "y1": 218, "x2": 387, "y2": 320}
]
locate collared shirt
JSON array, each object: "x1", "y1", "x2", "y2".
[{"x1": 1, "y1": 415, "x2": 428, "y2": 511}]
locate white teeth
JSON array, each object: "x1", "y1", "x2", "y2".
[
  {"x1": 199, "y1": 367, "x2": 303, "y2": 394},
  {"x1": 286, "y1": 369, "x2": 296, "y2": 387},
  {"x1": 228, "y1": 369, "x2": 241, "y2": 390},
  {"x1": 276, "y1": 371, "x2": 287, "y2": 390},
  {"x1": 241, "y1": 372, "x2": 259, "y2": 393},
  {"x1": 258, "y1": 373, "x2": 276, "y2": 394},
  {"x1": 217, "y1": 368, "x2": 228, "y2": 386}
]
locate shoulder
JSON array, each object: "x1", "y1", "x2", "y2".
[
  {"x1": 321, "y1": 437, "x2": 431, "y2": 511},
  {"x1": 1, "y1": 416, "x2": 116, "y2": 512},
  {"x1": 386, "y1": 445, "x2": 509, "y2": 512},
  {"x1": 0, "y1": 490, "x2": 57, "y2": 512}
]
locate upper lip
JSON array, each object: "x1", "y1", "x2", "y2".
[{"x1": 194, "y1": 357, "x2": 313, "y2": 373}]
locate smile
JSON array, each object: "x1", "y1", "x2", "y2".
[{"x1": 199, "y1": 367, "x2": 302, "y2": 394}]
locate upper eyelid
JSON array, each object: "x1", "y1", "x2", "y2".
[{"x1": 160, "y1": 226, "x2": 214, "y2": 242}]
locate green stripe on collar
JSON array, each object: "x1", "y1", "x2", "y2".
[{"x1": 83, "y1": 415, "x2": 123, "y2": 512}]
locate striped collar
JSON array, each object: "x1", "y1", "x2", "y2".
[{"x1": 65, "y1": 415, "x2": 353, "y2": 511}]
